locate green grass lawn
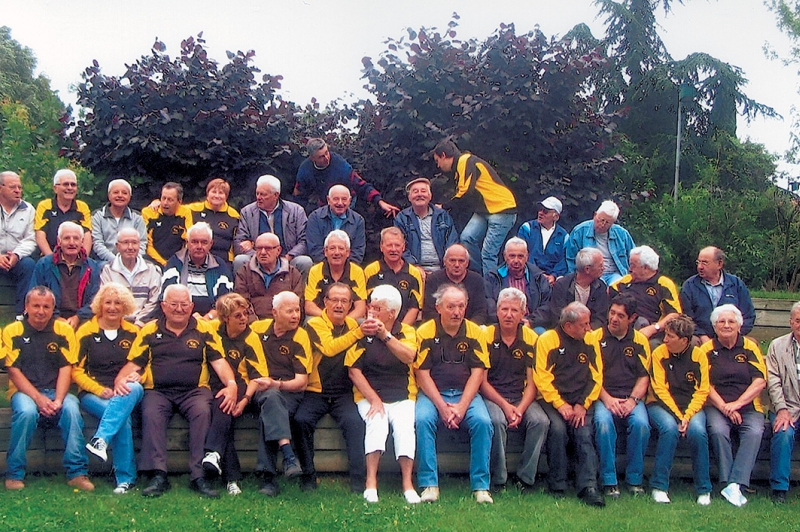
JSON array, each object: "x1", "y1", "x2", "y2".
[
  {"x1": 4, "y1": 473, "x2": 799, "y2": 532},
  {"x1": 751, "y1": 290, "x2": 800, "y2": 300}
]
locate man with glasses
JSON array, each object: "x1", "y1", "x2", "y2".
[
  {"x1": 234, "y1": 232, "x2": 303, "y2": 319},
  {"x1": 34, "y1": 169, "x2": 92, "y2": 256},
  {"x1": 0, "y1": 171, "x2": 36, "y2": 314},
  {"x1": 679, "y1": 246, "x2": 755, "y2": 344},
  {"x1": 304, "y1": 230, "x2": 367, "y2": 320},
  {"x1": 415, "y1": 284, "x2": 494, "y2": 504}
]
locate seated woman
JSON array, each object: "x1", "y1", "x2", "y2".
[
  {"x1": 187, "y1": 178, "x2": 240, "y2": 264},
  {"x1": 345, "y1": 284, "x2": 421, "y2": 504},
  {"x1": 647, "y1": 314, "x2": 712, "y2": 505},
  {"x1": 699, "y1": 304, "x2": 767, "y2": 507},
  {"x1": 75, "y1": 282, "x2": 144, "y2": 494}
]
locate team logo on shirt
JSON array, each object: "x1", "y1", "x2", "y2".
[
  {"x1": 171, "y1": 225, "x2": 183, "y2": 235},
  {"x1": 512, "y1": 348, "x2": 523, "y2": 360},
  {"x1": 685, "y1": 371, "x2": 696, "y2": 383},
  {"x1": 227, "y1": 349, "x2": 241, "y2": 361},
  {"x1": 735, "y1": 353, "x2": 748, "y2": 363},
  {"x1": 377, "y1": 273, "x2": 385, "y2": 280},
  {"x1": 50, "y1": 211, "x2": 58, "y2": 216},
  {"x1": 577, "y1": 353, "x2": 588, "y2": 364},
  {"x1": 434, "y1": 337, "x2": 441, "y2": 344},
  {"x1": 493, "y1": 342, "x2": 501, "y2": 349},
  {"x1": 558, "y1": 348, "x2": 565, "y2": 355},
  {"x1": 646, "y1": 286, "x2": 657, "y2": 296},
  {"x1": 456, "y1": 341, "x2": 469, "y2": 354},
  {"x1": 218, "y1": 221, "x2": 229, "y2": 229},
  {"x1": 366, "y1": 336, "x2": 374, "y2": 344},
  {"x1": 279, "y1": 345, "x2": 290, "y2": 356},
  {"x1": 186, "y1": 339, "x2": 200, "y2": 349},
  {"x1": 624, "y1": 346, "x2": 635, "y2": 357},
  {"x1": 47, "y1": 342, "x2": 58, "y2": 353},
  {"x1": 322, "y1": 278, "x2": 330, "y2": 285},
  {"x1": 22, "y1": 337, "x2": 30, "y2": 344},
  {"x1": 262, "y1": 334, "x2": 270, "y2": 341},
  {"x1": 119, "y1": 339, "x2": 132, "y2": 349},
  {"x1": 156, "y1": 221, "x2": 162, "y2": 227},
  {"x1": 200, "y1": 212, "x2": 207, "y2": 218},
  {"x1": 156, "y1": 333, "x2": 163, "y2": 339},
  {"x1": 93, "y1": 336, "x2": 102, "y2": 343},
  {"x1": 398, "y1": 280, "x2": 409, "y2": 291}
]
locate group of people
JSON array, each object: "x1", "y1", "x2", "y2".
[{"x1": 0, "y1": 137, "x2": 798, "y2": 509}]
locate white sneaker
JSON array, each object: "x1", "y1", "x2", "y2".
[
  {"x1": 697, "y1": 493, "x2": 711, "y2": 506},
  {"x1": 86, "y1": 437, "x2": 108, "y2": 462},
  {"x1": 227, "y1": 481, "x2": 242, "y2": 495},
  {"x1": 363, "y1": 488, "x2": 379, "y2": 503},
  {"x1": 474, "y1": 490, "x2": 494, "y2": 504},
  {"x1": 112, "y1": 482, "x2": 131, "y2": 494},
  {"x1": 721, "y1": 483, "x2": 747, "y2": 507},
  {"x1": 404, "y1": 489, "x2": 421, "y2": 504},
  {"x1": 420, "y1": 486, "x2": 440, "y2": 503},
  {"x1": 651, "y1": 489, "x2": 671, "y2": 504},
  {"x1": 202, "y1": 451, "x2": 222, "y2": 476}
]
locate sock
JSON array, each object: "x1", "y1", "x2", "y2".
[{"x1": 281, "y1": 443, "x2": 297, "y2": 463}]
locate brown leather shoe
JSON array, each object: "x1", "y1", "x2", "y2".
[
  {"x1": 67, "y1": 475, "x2": 95, "y2": 491},
  {"x1": 5, "y1": 479, "x2": 25, "y2": 490}
]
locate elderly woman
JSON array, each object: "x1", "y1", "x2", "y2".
[
  {"x1": 699, "y1": 304, "x2": 767, "y2": 507},
  {"x1": 74, "y1": 282, "x2": 144, "y2": 494},
  {"x1": 345, "y1": 284, "x2": 420, "y2": 504},
  {"x1": 186, "y1": 178, "x2": 240, "y2": 263},
  {"x1": 647, "y1": 314, "x2": 712, "y2": 505}
]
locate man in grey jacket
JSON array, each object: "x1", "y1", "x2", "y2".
[
  {"x1": 0, "y1": 171, "x2": 36, "y2": 314},
  {"x1": 91, "y1": 179, "x2": 146, "y2": 263},
  {"x1": 234, "y1": 175, "x2": 311, "y2": 275}
]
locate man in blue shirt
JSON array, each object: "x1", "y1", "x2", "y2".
[{"x1": 517, "y1": 196, "x2": 568, "y2": 285}]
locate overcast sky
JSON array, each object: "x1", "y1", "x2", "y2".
[{"x1": 5, "y1": 0, "x2": 798, "y2": 175}]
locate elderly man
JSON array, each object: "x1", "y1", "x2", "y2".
[
  {"x1": 235, "y1": 232, "x2": 303, "y2": 319},
  {"x1": 305, "y1": 230, "x2": 367, "y2": 320},
  {"x1": 679, "y1": 246, "x2": 755, "y2": 343},
  {"x1": 161, "y1": 222, "x2": 233, "y2": 320},
  {"x1": 91, "y1": 179, "x2": 146, "y2": 262},
  {"x1": 535, "y1": 302, "x2": 605, "y2": 507},
  {"x1": 364, "y1": 227, "x2": 424, "y2": 325},
  {"x1": 433, "y1": 139, "x2": 517, "y2": 276},
  {"x1": 415, "y1": 284, "x2": 494, "y2": 503},
  {"x1": 100, "y1": 227, "x2": 162, "y2": 326},
  {"x1": 141, "y1": 182, "x2": 193, "y2": 266},
  {"x1": 537, "y1": 247, "x2": 609, "y2": 330},
  {"x1": 35, "y1": 169, "x2": 92, "y2": 256},
  {"x1": 423, "y1": 244, "x2": 488, "y2": 324},
  {"x1": 565, "y1": 200, "x2": 635, "y2": 286},
  {"x1": 295, "y1": 282, "x2": 367, "y2": 492},
  {"x1": 485, "y1": 237, "x2": 551, "y2": 326},
  {"x1": 234, "y1": 174, "x2": 310, "y2": 274},
  {"x1": 480, "y1": 288, "x2": 549, "y2": 493},
  {"x1": 393, "y1": 177, "x2": 458, "y2": 274},
  {"x1": 517, "y1": 196, "x2": 569, "y2": 285},
  {"x1": 30, "y1": 221, "x2": 101, "y2": 330},
  {"x1": 2, "y1": 286, "x2": 94, "y2": 491},
  {"x1": 767, "y1": 301, "x2": 800, "y2": 503},
  {"x1": 610, "y1": 245, "x2": 681, "y2": 344},
  {"x1": 0, "y1": 171, "x2": 36, "y2": 314},
  {"x1": 112, "y1": 284, "x2": 238, "y2": 498},
  {"x1": 294, "y1": 137, "x2": 398, "y2": 216},
  {"x1": 586, "y1": 295, "x2": 651, "y2": 499},
  {"x1": 306, "y1": 185, "x2": 366, "y2": 264}
]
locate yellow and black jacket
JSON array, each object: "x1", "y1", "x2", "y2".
[{"x1": 534, "y1": 327, "x2": 602, "y2": 409}]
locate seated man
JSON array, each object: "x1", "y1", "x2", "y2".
[
  {"x1": 305, "y1": 230, "x2": 367, "y2": 320},
  {"x1": 517, "y1": 196, "x2": 568, "y2": 285},
  {"x1": 610, "y1": 245, "x2": 680, "y2": 345},
  {"x1": 306, "y1": 185, "x2": 366, "y2": 264},
  {"x1": 565, "y1": 200, "x2": 635, "y2": 286},
  {"x1": 364, "y1": 227, "x2": 424, "y2": 325},
  {"x1": 393, "y1": 177, "x2": 458, "y2": 274},
  {"x1": 161, "y1": 222, "x2": 233, "y2": 320},
  {"x1": 485, "y1": 237, "x2": 551, "y2": 326},
  {"x1": 0, "y1": 171, "x2": 37, "y2": 315},
  {"x1": 234, "y1": 174, "x2": 311, "y2": 274},
  {"x1": 100, "y1": 227, "x2": 162, "y2": 326},
  {"x1": 423, "y1": 244, "x2": 488, "y2": 324},
  {"x1": 415, "y1": 284, "x2": 494, "y2": 504},
  {"x1": 3, "y1": 286, "x2": 94, "y2": 491},
  {"x1": 586, "y1": 295, "x2": 651, "y2": 498},
  {"x1": 112, "y1": 284, "x2": 239, "y2": 498},
  {"x1": 91, "y1": 179, "x2": 146, "y2": 263},
  {"x1": 35, "y1": 169, "x2": 92, "y2": 256},
  {"x1": 30, "y1": 221, "x2": 101, "y2": 330},
  {"x1": 294, "y1": 283, "x2": 367, "y2": 492},
  {"x1": 535, "y1": 302, "x2": 605, "y2": 507},
  {"x1": 142, "y1": 182, "x2": 192, "y2": 266},
  {"x1": 234, "y1": 232, "x2": 303, "y2": 320},
  {"x1": 480, "y1": 288, "x2": 549, "y2": 492}
]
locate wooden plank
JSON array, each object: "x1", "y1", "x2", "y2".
[{"x1": 752, "y1": 299, "x2": 797, "y2": 311}]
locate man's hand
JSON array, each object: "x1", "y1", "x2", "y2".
[
  {"x1": 366, "y1": 398, "x2": 385, "y2": 419},
  {"x1": 727, "y1": 410, "x2": 743, "y2": 425},
  {"x1": 602, "y1": 396, "x2": 625, "y2": 417},
  {"x1": 438, "y1": 403, "x2": 457, "y2": 429},
  {"x1": 773, "y1": 409, "x2": 796, "y2": 433},
  {"x1": 571, "y1": 404, "x2": 587, "y2": 428},
  {"x1": 239, "y1": 240, "x2": 254, "y2": 253},
  {"x1": 35, "y1": 393, "x2": 60, "y2": 417},
  {"x1": 557, "y1": 403, "x2": 574, "y2": 422},
  {"x1": 543, "y1": 273, "x2": 556, "y2": 286},
  {"x1": 721, "y1": 400, "x2": 743, "y2": 418},
  {"x1": 99, "y1": 387, "x2": 114, "y2": 400},
  {"x1": 253, "y1": 377, "x2": 276, "y2": 391},
  {"x1": 65, "y1": 315, "x2": 80, "y2": 330},
  {"x1": 378, "y1": 200, "x2": 400, "y2": 218},
  {"x1": 232, "y1": 397, "x2": 249, "y2": 417},
  {"x1": 0, "y1": 253, "x2": 12, "y2": 271},
  {"x1": 678, "y1": 418, "x2": 689, "y2": 437},
  {"x1": 216, "y1": 383, "x2": 238, "y2": 414},
  {"x1": 617, "y1": 398, "x2": 636, "y2": 418}
]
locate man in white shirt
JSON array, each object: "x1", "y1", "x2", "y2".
[{"x1": 0, "y1": 171, "x2": 37, "y2": 314}]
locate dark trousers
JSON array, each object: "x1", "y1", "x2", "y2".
[
  {"x1": 292, "y1": 392, "x2": 366, "y2": 490},
  {"x1": 256, "y1": 389, "x2": 303, "y2": 478},
  {"x1": 139, "y1": 388, "x2": 212, "y2": 481},
  {"x1": 204, "y1": 386, "x2": 246, "y2": 482},
  {"x1": 2, "y1": 256, "x2": 35, "y2": 314},
  {"x1": 540, "y1": 400, "x2": 599, "y2": 492}
]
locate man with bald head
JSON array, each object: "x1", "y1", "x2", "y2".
[
  {"x1": 306, "y1": 185, "x2": 366, "y2": 264},
  {"x1": 235, "y1": 232, "x2": 303, "y2": 319},
  {"x1": 679, "y1": 246, "x2": 755, "y2": 343},
  {"x1": 0, "y1": 171, "x2": 36, "y2": 314}
]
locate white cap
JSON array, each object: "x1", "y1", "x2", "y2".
[{"x1": 539, "y1": 196, "x2": 562, "y2": 214}]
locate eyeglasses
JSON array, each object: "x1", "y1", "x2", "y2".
[
  {"x1": 164, "y1": 301, "x2": 192, "y2": 310},
  {"x1": 325, "y1": 297, "x2": 351, "y2": 305},
  {"x1": 58, "y1": 182, "x2": 78, "y2": 188},
  {"x1": 695, "y1": 260, "x2": 719, "y2": 266},
  {"x1": 255, "y1": 245, "x2": 280, "y2": 252}
]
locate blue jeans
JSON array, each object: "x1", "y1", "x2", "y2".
[
  {"x1": 460, "y1": 212, "x2": 517, "y2": 275},
  {"x1": 415, "y1": 390, "x2": 493, "y2": 491},
  {"x1": 770, "y1": 411, "x2": 799, "y2": 491},
  {"x1": 0, "y1": 255, "x2": 35, "y2": 314},
  {"x1": 594, "y1": 400, "x2": 650, "y2": 486},
  {"x1": 705, "y1": 406, "x2": 764, "y2": 487},
  {"x1": 647, "y1": 404, "x2": 711, "y2": 494},
  {"x1": 7, "y1": 390, "x2": 88, "y2": 480},
  {"x1": 80, "y1": 382, "x2": 144, "y2": 485}
]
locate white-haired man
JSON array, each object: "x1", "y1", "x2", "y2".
[
  {"x1": 91, "y1": 179, "x2": 146, "y2": 262},
  {"x1": 35, "y1": 169, "x2": 92, "y2": 256},
  {"x1": 565, "y1": 200, "x2": 635, "y2": 285},
  {"x1": 306, "y1": 185, "x2": 366, "y2": 264},
  {"x1": 304, "y1": 230, "x2": 367, "y2": 319}
]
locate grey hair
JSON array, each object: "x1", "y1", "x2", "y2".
[
  {"x1": 575, "y1": 247, "x2": 602, "y2": 270},
  {"x1": 496, "y1": 287, "x2": 526, "y2": 312},
  {"x1": 306, "y1": 138, "x2": 327, "y2": 157},
  {"x1": 630, "y1": 245, "x2": 659, "y2": 270},
  {"x1": 559, "y1": 301, "x2": 590, "y2": 326},
  {"x1": 25, "y1": 285, "x2": 56, "y2": 306},
  {"x1": 256, "y1": 174, "x2": 281, "y2": 194},
  {"x1": 57, "y1": 221, "x2": 83, "y2": 240},
  {"x1": 163, "y1": 283, "x2": 192, "y2": 301},
  {"x1": 324, "y1": 229, "x2": 350, "y2": 249},
  {"x1": 0, "y1": 171, "x2": 20, "y2": 185},
  {"x1": 710, "y1": 304, "x2": 743, "y2": 327},
  {"x1": 432, "y1": 283, "x2": 468, "y2": 306},
  {"x1": 328, "y1": 184, "x2": 350, "y2": 199},
  {"x1": 187, "y1": 221, "x2": 213, "y2": 241},
  {"x1": 791, "y1": 301, "x2": 800, "y2": 316},
  {"x1": 116, "y1": 227, "x2": 140, "y2": 240},
  {"x1": 504, "y1": 237, "x2": 528, "y2": 253},
  {"x1": 370, "y1": 284, "x2": 402, "y2": 315},
  {"x1": 107, "y1": 179, "x2": 132, "y2": 194},
  {"x1": 443, "y1": 243, "x2": 470, "y2": 262},
  {"x1": 272, "y1": 290, "x2": 300, "y2": 311},
  {"x1": 53, "y1": 169, "x2": 77, "y2": 186},
  {"x1": 596, "y1": 200, "x2": 620, "y2": 220}
]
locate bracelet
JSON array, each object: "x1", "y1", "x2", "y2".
[
  {"x1": 382, "y1": 332, "x2": 393, "y2": 343},
  {"x1": 628, "y1": 395, "x2": 641, "y2": 404},
  {"x1": 277, "y1": 380, "x2": 282, "y2": 390}
]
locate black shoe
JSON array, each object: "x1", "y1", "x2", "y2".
[
  {"x1": 283, "y1": 458, "x2": 302, "y2": 479},
  {"x1": 773, "y1": 490, "x2": 788, "y2": 504},
  {"x1": 190, "y1": 478, "x2": 220, "y2": 498},
  {"x1": 142, "y1": 474, "x2": 171, "y2": 497},
  {"x1": 627, "y1": 484, "x2": 646, "y2": 496},
  {"x1": 516, "y1": 479, "x2": 536, "y2": 494},
  {"x1": 300, "y1": 475, "x2": 317, "y2": 492},
  {"x1": 578, "y1": 486, "x2": 606, "y2": 507},
  {"x1": 603, "y1": 485, "x2": 620, "y2": 499},
  {"x1": 490, "y1": 483, "x2": 505, "y2": 494},
  {"x1": 259, "y1": 478, "x2": 280, "y2": 497}
]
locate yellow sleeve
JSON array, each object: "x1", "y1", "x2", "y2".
[
  {"x1": 659, "y1": 276, "x2": 682, "y2": 315},
  {"x1": 350, "y1": 263, "x2": 367, "y2": 300},
  {"x1": 684, "y1": 346, "x2": 710, "y2": 420},
  {"x1": 77, "y1": 200, "x2": 92, "y2": 231},
  {"x1": 306, "y1": 316, "x2": 365, "y2": 357},
  {"x1": 34, "y1": 199, "x2": 50, "y2": 231},
  {"x1": 584, "y1": 335, "x2": 603, "y2": 408},
  {"x1": 534, "y1": 330, "x2": 566, "y2": 409},
  {"x1": 141, "y1": 207, "x2": 167, "y2": 266},
  {"x1": 452, "y1": 154, "x2": 472, "y2": 199},
  {"x1": 648, "y1": 345, "x2": 685, "y2": 419}
]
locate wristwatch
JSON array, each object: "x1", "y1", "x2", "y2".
[
  {"x1": 653, "y1": 323, "x2": 661, "y2": 332},
  {"x1": 382, "y1": 332, "x2": 393, "y2": 343}
]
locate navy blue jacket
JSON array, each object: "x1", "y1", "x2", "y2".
[
  {"x1": 30, "y1": 248, "x2": 101, "y2": 321},
  {"x1": 394, "y1": 206, "x2": 458, "y2": 267},
  {"x1": 305, "y1": 206, "x2": 365, "y2": 264},
  {"x1": 517, "y1": 220, "x2": 568, "y2": 277},
  {"x1": 484, "y1": 263, "x2": 552, "y2": 324},
  {"x1": 679, "y1": 272, "x2": 755, "y2": 338}
]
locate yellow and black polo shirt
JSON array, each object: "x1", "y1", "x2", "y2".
[
  {"x1": 305, "y1": 259, "x2": 367, "y2": 310},
  {"x1": 73, "y1": 317, "x2": 139, "y2": 395},
  {"x1": 698, "y1": 336, "x2": 766, "y2": 412},
  {"x1": 364, "y1": 259, "x2": 423, "y2": 320},
  {"x1": 586, "y1": 326, "x2": 650, "y2": 399},
  {"x1": 415, "y1": 318, "x2": 489, "y2": 392},
  {"x1": 649, "y1": 343, "x2": 709, "y2": 421},
  {"x1": 142, "y1": 204, "x2": 193, "y2": 266},
  {"x1": 484, "y1": 323, "x2": 537, "y2": 403},
  {"x1": 250, "y1": 318, "x2": 313, "y2": 382},
  {"x1": 305, "y1": 312, "x2": 364, "y2": 396},
  {"x1": 610, "y1": 273, "x2": 681, "y2": 324},
  {"x1": 35, "y1": 198, "x2": 92, "y2": 249},
  {"x1": 188, "y1": 201, "x2": 240, "y2": 262},
  {"x1": 452, "y1": 153, "x2": 516, "y2": 214}
]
